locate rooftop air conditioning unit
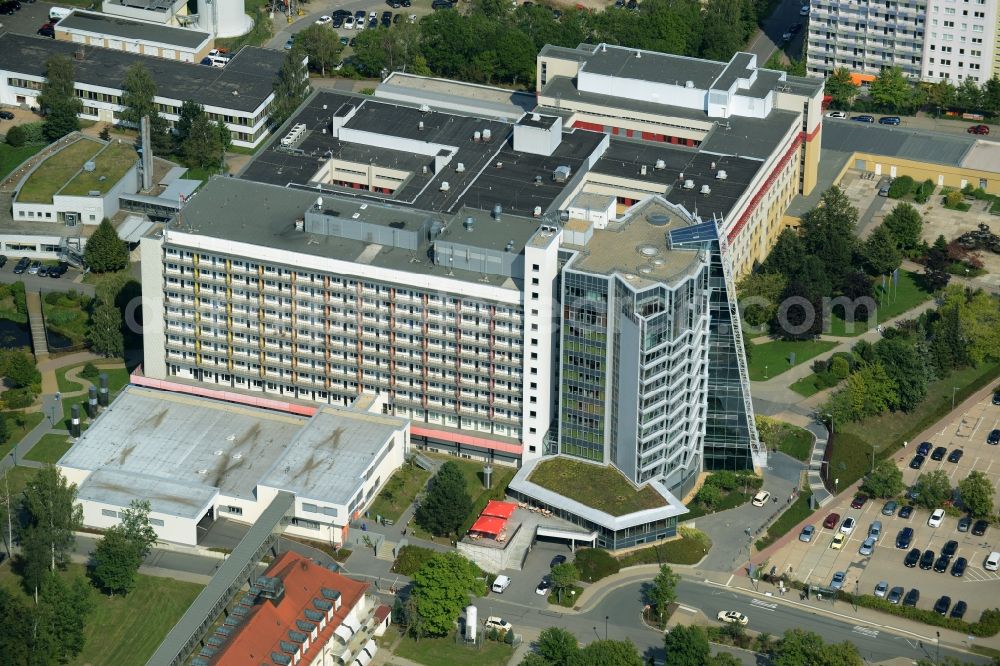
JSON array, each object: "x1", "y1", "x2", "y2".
[
  {"x1": 683, "y1": 179, "x2": 695, "y2": 189},
  {"x1": 654, "y1": 159, "x2": 666, "y2": 170},
  {"x1": 440, "y1": 181, "x2": 450, "y2": 191},
  {"x1": 700, "y1": 184, "x2": 711, "y2": 195},
  {"x1": 717, "y1": 170, "x2": 728, "y2": 180}
]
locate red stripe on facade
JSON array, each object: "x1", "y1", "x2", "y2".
[{"x1": 726, "y1": 132, "x2": 805, "y2": 243}]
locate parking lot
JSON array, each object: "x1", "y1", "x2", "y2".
[{"x1": 765, "y1": 390, "x2": 1000, "y2": 620}]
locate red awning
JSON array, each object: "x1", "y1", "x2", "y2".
[
  {"x1": 470, "y1": 515, "x2": 507, "y2": 537},
  {"x1": 482, "y1": 500, "x2": 517, "y2": 520}
]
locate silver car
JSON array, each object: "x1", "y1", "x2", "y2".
[
  {"x1": 859, "y1": 536, "x2": 877, "y2": 556},
  {"x1": 874, "y1": 580, "x2": 889, "y2": 597},
  {"x1": 868, "y1": 520, "x2": 882, "y2": 541},
  {"x1": 799, "y1": 525, "x2": 815, "y2": 542}
]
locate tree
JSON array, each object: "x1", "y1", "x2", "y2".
[
  {"x1": 771, "y1": 629, "x2": 862, "y2": 666},
  {"x1": 410, "y1": 551, "x2": 485, "y2": 637},
  {"x1": 571, "y1": 639, "x2": 644, "y2": 666},
  {"x1": 38, "y1": 573, "x2": 94, "y2": 662},
  {"x1": 924, "y1": 235, "x2": 952, "y2": 291},
  {"x1": 737, "y1": 272, "x2": 786, "y2": 330},
  {"x1": 271, "y1": 49, "x2": 310, "y2": 128},
  {"x1": 18, "y1": 466, "x2": 83, "y2": 592},
  {"x1": 926, "y1": 80, "x2": 957, "y2": 115},
  {"x1": 182, "y1": 110, "x2": 224, "y2": 170},
  {"x1": 89, "y1": 300, "x2": 124, "y2": 358},
  {"x1": 958, "y1": 470, "x2": 994, "y2": 518},
  {"x1": 119, "y1": 499, "x2": 159, "y2": 559},
  {"x1": 709, "y1": 654, "x2": 742, "y2": 666},
  {"x1": 983, "y1": 76, "x2": 1000, "y2": 117},
  {"x1": 663, "y1": 625, "x2": 709, "y2": 666},
  {"x1": 694, "y1": 482, "x2": 723, "y2": 509},
  {"x1": 550, "y1": 562, "x2": 578, "y2": 604},
  {"x1": 37, "y1": 55, "x2": 82, "y2": 141},
  {"x1": 5, "y1": 124, "x2": 26, "y2": 147},
  {"x1": 414, "y1": 461, "x2": 472, "y2": 536},
  {"x1": 869, "y1": 66, "x2": 914, "y2": 112},
  {"x1": 874, "y1": 336, "x2": 928, "y2": 411},
  {"x1": 2, "y1": 349, "x2": 41, "y2": 388},
  {"x1": 0, "y1": 589, "x2": 34, "y2": 663},
  {"x1": 173, "y1": 99, "x2": 204, "y2": 147},
  {"x1": 956, "y1": 289, "x2": 1000, "y2": 365},
  {"x1": 956, "y1": 77, "x2": 983, "y2": 113},
  {"x1": 760, "y1": 228, "x2": 805, "y2": 277},
  {"x1": 799, "y1": 186, "x2": 858, "y2": 287},
  {"x1": 120, "y1": 63, "x2": 170, "y2": 153},
  {"x1": 882, "y1": 203, "x2": 923, "y2": 252},
  {"x1": 648, "y1": 564, "x2": 679, "y2": 624},
  {"x1": 913, "y1": 470, "x2": 952, "y2": 509},
  {"x1": 826, "y1": 362, "x2": 897, "y2": 424},
  {"x1": 92, "y1": 525, "x2": 140, "y2": 596},
  {"x1": 863, "y1": 225, "x2": 902, "y2": 276},
  {"x1": 84, "y1": 218, "x2": 129, "y2": 273},
  {"x1": 296, "y1": 24, "x2": 344, "y2": 77},
  {"x1": 825, "y1": 68, "x2": 858, "y2": 108},
  {"x1": 863, "y1": 459, "x2": 904, "y2": 498},
  {"x1": 537, "y1": 627, "x2": 579, "y2": 666}
]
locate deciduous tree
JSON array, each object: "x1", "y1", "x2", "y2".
[
  {"x1": 18, "y1": 466, "x2": 83, "y2": 593},
  {"x1": 863, "y1": 225, "x2": 902, "y2": 276},
  {"x1": 38, "y1": 572, "x2": 94, "y2": 661},
  {"x1": 882, "y1": 203, "x2": 923, "y2": 252},
  {"x1": 874, "y1": 336, "x2": 928, "y2": 411},
  {"x1": 958, "y1": 470, "x2": 994, "y2": 518},
  {"x1": 410, "y1": 551, "x2": 485, "y2": 637},
  {"x1": 869, "y1": 66, "x2": 914, "y2": 112},
  {"x1": 772, "y1": 628, "x2": 862, "y2": 666},
  {"x1": 537, "y1": 626, "x2": 579, "y2": 665},
  {"x1": 863, "y1": 459, "x2": 904, "y2": 498},
  {"x1": 88, "y1": 300, "x2": 124, "y2": 358},
  {"x1": 38, "y1": 55, "x2": 82, "y2": 141},
  {"x1": 120, "y1": 63, "x2": 171, "y2": 153},
  {"x1": 550, "y1": 562, "x2": 578, "y2": 604},
  {"x1": 663, "y1": 625, "x2": 710, "y2": 666},
  {"x1": 913, "y1": 470, "x2": 952, "y2": 509},
  {"x1": 84, "y1": 218, "x2": 129, "y2": 273},
  {"x1": 825, "y1": 68, "x2": 858, "y2": 108},
  {"x1": 648, "y1": 564, "x2": 679, "y2": 623},
  {"x1": 1, "y1": 349, "x2": 40, "y2": 388},
  {"x1": 414, "y1": 461, "x2": 471, "y2": 536},
  {"x1": 297, "y1": 23, "x2": 344, "y2": 77},
  {"x1": 571, "y1": 639, "x2": 644, "y2": 666},
  {"x1": 271, "y1": 49, "x2": 310, "y2": 127}
]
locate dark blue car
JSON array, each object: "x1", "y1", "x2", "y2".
[{"x1": 879, "y1": 116, "x2": 902, "y2": 125}]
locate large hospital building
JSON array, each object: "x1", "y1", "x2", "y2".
[{"x1": 138, "y1": 43, "x2": 823, "y2": 546}]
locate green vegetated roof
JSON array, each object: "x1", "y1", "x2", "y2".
[
  {"x1": 528, "y1": 457, "x2": 666, "y2": 516},
  {"x1": 61, "y1": 140, "x2": 138, "y2": 197},
  {"x1": 16, "y1": 138, "x2": 103, "y2": 204}
]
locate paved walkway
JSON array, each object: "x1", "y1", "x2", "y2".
[
  {"x1": 804, "y1": 420, "x2": 833, "y2": 507},
  {"x1": 24, "y1": 291, "x2": 47, "y2": 360}
]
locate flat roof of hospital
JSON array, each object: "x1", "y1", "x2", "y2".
[
  {"x1": 59, "y1": 386, "x2": 405, "y2": 517},
  {"x1": 0, "y1": 32, "x2": 282, "y2": 113},
  {"x1": 58, "y1": 11, "x2": 210, "y2": 48},
  {"x1": 821, "y1": 119, "x2": 976, "y2": 167}
]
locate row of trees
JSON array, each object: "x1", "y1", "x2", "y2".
[
  {"x1": 826, "y1": 65, "x2": 1000, "y2": 117},
  {"x1": 334, "y1": 0, "x2": 773, "y2": 88},
  {"x1": 866, "y1": 456, "x2": 996, "y2": 518}
]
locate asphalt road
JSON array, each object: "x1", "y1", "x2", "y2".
[{"x1": 746, "y1": 0, "x2": 807, "y2": 65}]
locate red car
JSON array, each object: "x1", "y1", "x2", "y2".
[
  {"x1": 968, "y1": 124, "x2": 990, "y2": 135},
  {"x1": 851, "y1": 494, "x2": 868, "y2": 509},
  {"x1": 823, "y1": 513, "x2": 841, "y2": 529}
]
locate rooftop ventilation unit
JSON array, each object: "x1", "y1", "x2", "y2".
[
  {"x1": 683, "y1": 179, "x2": 695, "y2": 189},
  {"x1": 88, "y1": 190, "x2": 100, "y2": 196},
  {"x1": 552, "y1": 165, "x2": 571, "y2": 183},
  {"x1": 295, "y1": 219, "x2": 305, "y2": 231},
  {"x1": 701, "y1": 184, "x2": 712, "y2": 195},
  {"x1": 532, "y1": 113, "x2": 541, "y2": 121},
  {"x1": 483, "y1": 129, "x2": 492, "y2": 142},
  {"x1": 439, "y1": 181, "x2": 450, "y2": 191},
  {"x1": 418, "y1": 121, "x2": 425, "y2": 131},
  {"x1": 464, "y1": 217, "x2": 474, "y2": 231},
  {"x1": 533, "y1": 205, "x2": 542, "y2": 217},
  {"x1": 420, "y1": 104, "x2": 431, "y2": 113},
  {"x1": 505, "y1": 240, "x2": 515, "y2": 252},
  {"x1": 640, "y1": 165, "x2": 647, "y2": 176},
  {"x1": 456, "y1": 163, "x2": 465, "y2": 173},
  {"x1": 711, "y1": 161, "x2": 716, "y2": 170},
  {"x1": 492, "y1": 204, "x2": 502, "y2": 220},
  {"x1": 534, "y1": 175, "x2": 542, "y2": 186},
  {"x1": 83, "y1": 161, "x2": 96, "y2": 172},
  {"x1": 474, "y1": 131, "x2": 481, "y2": 142},
  {"x1": 655, "y1": 159, "x2": 666, "y2": 170},
  {"x1": 635, "y1": 51, "x2": 641, "y2": 58},
  {"x1": 314, "y1": 196, "x2": 323, "y2": 210},
  {"x1": 716, "y1": 170, "x2": 728, "y2": 180},
  {"x1": 685, "y1": 80, "x2": 695, "y2": 88}
]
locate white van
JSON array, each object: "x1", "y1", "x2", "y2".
[
  {"x1": 49, "y1": 7, "x2": 72, "y2": 22},
  {"x1": 986, "y1": 551, "x2": 1000, "y2": 572},
  {"x1": 491, "y1": 575, "x2": 511, "y2": 593}
]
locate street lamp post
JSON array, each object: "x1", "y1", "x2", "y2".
[
  {"x1": 605, "y1": 616, "x2": 609, "y2": 640},
  {"x1": 592, "y1": 626, "x2": 600, "y2": 642},
  {"x1": 952, "y1": 387, "x2": 959, "y2": 411},
  {"x1": 936, "y1": 631, "x2": 941, "y2": 664}
]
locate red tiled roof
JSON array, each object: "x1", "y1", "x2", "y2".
[
  {"x1": 211, "y1": 552, "x2": 368, "y2": 666},
  {"x1": 374, "y1": 604, "x2": 391, "y2": 623}
]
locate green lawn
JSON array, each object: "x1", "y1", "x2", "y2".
[
  {"x1": 0, "y1": 143, "x2": 44, "y2": 181},
  {"x1": 617, "y1": 528, "x2": 712, "y2": 566},
  {"x1": 61, "y1": 362, "x2": 131, "y2": 426},
  {"x1": 0, "y1": 412, "x2": 45, "y2": 461},
  {"x1": 57, "y1": 366, "x2": 86, "y2": 393},
  {"x1": 393, "y1": 633, "x2": 514, "y2": 666},
  {"x1": 368, "y1": 462, "x2": 431, "y2": 523},
  {"x1": 16, "y1": 138, "x2": 102, "y2": 204},
  {"x1": 61, "y1": 142, "x2": 137, "y2": 196},
  {"x1": 755, "y1": 488, "x2": 814, "y2": 550},
  {"x1": 529, "y1": 457, "x2": 666, "y2": 516},
  {"x1": 825, "y1": 271, "x2": 933, "y2": 337},
  {"x1": 748, "y1": 339, "x2": 838, "y2": 381},
  {"x1": 684, "y1": 488, "x2": 754, "y2": 520},
  {"x1": 25, "y1": 432, "x2": 73, "y2": 464},
  {"x1": 760, "y1": 420, "x2": 814, "y2": 461},
  {"x1": 829, "y1": 361, "x2": 1000, "y2": 491},
  {"x1": 789, "y1": 372, "x2": 833, "y2": 398}
]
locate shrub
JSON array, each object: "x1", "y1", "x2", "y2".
[
  {"x1": 503, "y1": 628, "x2": 515, "y2": 644},
  {"x1": 2, "y1": 388, "x2": 34, "y2": 409},
  {"x1": 830, "y1": 356, "x2": 850, "y2": 379},
  {"x1": 812, "y1": 359, "x2": 828, "y2": 374},
  {"x1": 44, "y1": 291, "x2": 62, "y2": 306},
  {"x1": 391, "y1": 545, "x2": 437, "y2": 576},
  {"x1": 5, "y1": 124, "x2": 26, "y2": 147},
  {"x1": 888, "y1": 175, "x2": 914, "y2": 199},
  {"x1": 705, "y1": 470, "x2": 739, "y2": 491},
  {"x1": 80, "y1": 362, "x2": 100, "y2": 379},
  {"x1": 945, "y1": 190, "x2": 964, "y2": 207},
  {"x1": 695, "y1": 483, "x2": 723, "y2": 508},
  {"x1": 913, "y1": 179, "x2": 935, "y2": 203},
  {"x1": 18, "y1": 122, "x2": 46, "y2": 146},
  {"x1": 574, "y1": 548, "x2": 620, "y2": 582}
]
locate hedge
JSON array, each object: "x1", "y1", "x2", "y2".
[{"x1": 888, "y1": 175, "x2": 915, "y2": 199}]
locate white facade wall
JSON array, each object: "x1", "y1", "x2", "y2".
[
  {"x1": 578, "y1": 70, "x2": 707, "y2": 111},
  {"x1": 81, "y1": 496, "x2": 205, "y2": 545},
  {"x1": 922, "y1": 0, "x2": 998, "y2": 83},
  {"x1": 0, "y1": 234, "x2": 64, "y2": 258},
  {"x1": 57, "y1": 28, "x2": 210, "y2": 63}
]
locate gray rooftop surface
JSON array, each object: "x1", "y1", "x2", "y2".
[
  {"x1": 175, "y1": 177, "x2": 542, "y2": 288},
  {"x1": 699, "y1": 109, "x2": 800, "y2": 160},
  {"x1": 581, "y1": 44, "x2": 725, "y2": 89},
  {"x1": 821, "y1": 119, "x2": 975, "y2": 167},
  {"x1": 59, "y1": 11, "x2": 210, "y2": 48},
  {"x1": 712, "y1": 52, "x2": 754, "y2": 92},
  {"x1": 0, "y1": 32, "x2": 282, "y2": 113},
  {"x1": 77, "y1": 469, "x2": 216, "y2": 519}
]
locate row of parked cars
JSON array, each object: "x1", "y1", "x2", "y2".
[
  {"x1": 6, "y1": 256, "x2": 69, "y2": 278},
  {"x1": 826, "y1": 111, "x2": 902, "y2": 125},
  {"x1": 909, "y1": 439, "x2": 966, "y2": 469}
]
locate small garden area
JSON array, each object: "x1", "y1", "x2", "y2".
[
  {"x1": 528, "y1": 457, "x2": 666, "y2": 516},
  {"x1": 757, "y1": 417, "x2": 813, "y2": 461},
  {"x1": 754, "y1": 488, "x2": 813, "y2": 551},
  {"x1": 547, "y1": 584, "x2": 583, "y2": 607},
  {"x1": 686, "y1": 470, "x2": 763, "y2": 519},
  {"x1": 825, "y1": 270, "x2": 933, "y2": 337},
  {"x1": 60, "y1": 360, "x2": 131, "y2": 426},
  {"x1": 368, "y1": 462, "x2": 431, "y2": 523},
  {"x1": 747, "y1": 339, "x2": 837, "y2": 381},
  {"x1": 43, "y1": 290, "x2": 93, "y2": 348},
  {"x1": 0, "y1": 282, "x2": 28, "y2": 324},
  {"x1": 617, "y1": 527, "x2": 712, "y2": 566},
  {"x1": 393, "y1": 632, "x2": 514, "y2": 666},
  {"x1": 574, "y1": 547, "x2": 621, "y2": 583},
  {"x1": 0, "y1": 411, "x2": 44, "y2": 460}
]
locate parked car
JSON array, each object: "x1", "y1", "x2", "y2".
[
  {"x1": 879, "y1": 116, "x2": 901, "y2": 125},
  {"x1": 988, "y1": 428, "x2": 1000, "y2": 445},
  {"x1": 780, "y1": 31, "x2": 792, "y2": 42},
  {"x1": 284, "y1": 37, "x2": 295, "y2": 50},
  {"x1": 799, "y1": 525, "x2": 815, "y2": 542},
  {"x1": 958, "y1": 515, "x2": 972, "y2": 532},
  {"x1": 909, "y1": 454, "x2": 925, "y2": 469},
  {"x1": 968, "y1": 124, "x2": 990, "y2": 135},
  {"x1": 752, "y1": 490, "x2": 771, "y2": 506},
  {"x1": 899, "y1": 505, "x2": 914, "y2": 519},
  {"x1": 928, "y1": 509, "x2": 945, "y2": 528},
  {"x1": 799, "y1": 4, "x2": 809, "y2": 14},
  {"x1": 947, "y1": 448, "x2": 963, "y2": 464},
  {"x1": 27, "y1": 260, "x2": 40, "y2": 274},
  {"x1": 931, "y1": 446, "x2": 947, "y2": 461},
  {"x1": 717, "y1": 611, "x2": 749, "y2": 625},
  {"x1": 826, "y1": 111, "x2": 847, "y2": 118},
  {"x1": 917, "y1": 441, "x2": 932, "y2": 456},
  {"x1": 0, "y1": 255, "x2": 7, "y2": 268},
  {"x1": 484, "y1": 616, "x2": 512, "y2": 632},
  {"x1": 344, "y1": 16, "x2": 355, "y2": 28},
  {"x1": 37, "y1": 265, "x2": 49, "y2": 278},
  {"x1": 431, "y1": 0, "x2": 453, "y2": 8},
  {"x1": 993, "y1": 392, "x2": 1000, "y2": 406},
  {"x1": 314, "y1": 15, "x2": 332, "y2": 25},
  {"x1": 550, "y1": 555, "x2": 566, "y2": 568},
  {"x1": 972, "y1": 520, "x2": 989, "y2": 536},
  {"x1": 49, "y1": 262, "x2": 68, "y2": 278},
  {"x1": 881, "y1": 500, "x2": 897, "y2": 516},
  {"x1": 951, "y1": 557, "x2": 967, "y2": 577},
  {"x1": 331, "y1": 15, "x2": 343, "y2": 27},
  {"x1": 852, "y1": 115, "x2": 875, "y2": 123},
  {"x1": 942, "y1": 540, "x2": 959, "y2": 558},
  {"x1": 919, "y1": 549, "x2": 935, "y2": 570},
  {"x1": 789, "y1": 22, "x2": 802, "y2": 32},
  {"x1": 859, "y1": 536, "x2": 877, "y2": 556},
  {"x1": 934, "y1": 596, "x2": 951, "y2": 615},
  {"x1": 933, "y1": 554, "x2": 950, "y2": 573},
  {"x1": 887, "y1": 586, "x2": 904, "y2": 604},
  {"x1": 12, "y1": 257, "x2": 28, "y2": 274},
  {"x1": 535, "y1": 576, "x2": 552, "y2": 595},
  {"x1": 840, "y1": 517, "x2": 856, "y2": 534},
  {"x1": 950, "y1": 600, "x2": 968, "y2": 619},
  {"x1": 903, "y1": 589, "x2": 920, "y2": 607},
  {"x1": 831, "y1": 532, "x2": 846, "y2": 549},
  {"x1": 986, "y1": 551, "x2": 1000, "y2": 571},
  {"x1": 868, "y1": 521, "x2": 882, "y2": 541},
  {"x1": 850, "y1": 494, "x2": 868, "y2": 509},
  {"x1": 874, "y1": 581, "x2": 888, "y2": 598},
  {"x1": 37, "y1": 22, "x2": 54, "y2": 37},
  {"x1": 830, "y1": 571, "x2": 846, "y2": 589},
  {"x1": 823, "y1": 513, "x2": 841, "y2": 529},
  {"x1": 896, "y1": 527, "x2": 914, "y2": 549}
]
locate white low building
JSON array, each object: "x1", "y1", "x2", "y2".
[{"x1": 57, "y1": 385, "x2": 409, "y2": 546}]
